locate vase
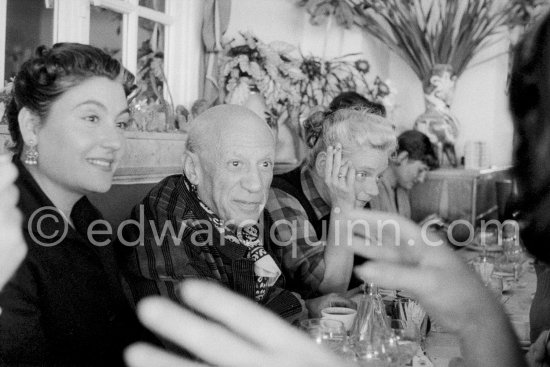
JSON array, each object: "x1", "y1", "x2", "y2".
[{"x1": 414, "y1": 64, "x2": 460, "y2": 167}]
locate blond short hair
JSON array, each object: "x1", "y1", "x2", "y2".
[{"x1": 306, "y1": 108, "x2": 397, "y2": 169}]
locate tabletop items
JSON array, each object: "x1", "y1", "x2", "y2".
[{"x1": 303, "y1": 282, "x2": 430, "y2": 366}]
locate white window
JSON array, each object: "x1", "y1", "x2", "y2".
[{"x1": 0, "y1": 0, "x2": 202, "y2": 107}]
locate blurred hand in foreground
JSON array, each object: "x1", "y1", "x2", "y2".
[
  {"x1": 125, "y1": 279, "x2": 354, "y2": 367},
  {"x1": 0, "y1": 155, "x2": 26, "y2": 290}
]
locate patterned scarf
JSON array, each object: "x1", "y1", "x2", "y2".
[{"x1": 183, "y1": 176, "x2": 281, "y2": 301}]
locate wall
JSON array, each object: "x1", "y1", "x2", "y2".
[{"x1": 225, "y1": 0, "x2": 514, "y2": 167}]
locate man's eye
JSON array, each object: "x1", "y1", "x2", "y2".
[
  {"x1": 261, "y1": 161, "x2": 272, "y2": 168},
  {"x1": 231, "y1": 161, "x2": 241, "y2": 167},
  {"x1": 116, "y1": 120, "x2": 128, "y2": 129},
  {"x1": 376, "y1": 175, "x2": 382, "y2": 183}
]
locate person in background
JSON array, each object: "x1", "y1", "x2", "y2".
[
  {"x1": 0, "y1": 43, "x2": 154, "y2": 366},
  {"x1": 369, "y1": 129, "x2": 438, "y2": 220},
  {"x1": 267, "y1": 107, "x2": 396, "y2": 297},
  {"x1": 0, "y1": 156, "x2": 26, "y2": 292},
  {"x1": 118, "y1": 104, "x2": 354, "y2": 326}
]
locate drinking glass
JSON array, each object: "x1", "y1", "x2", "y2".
[
  {"x1": 299, "y1": 318, "x2": 347, "y2": 354},
  {"x1": 471, "y1": 256, "x2": 495, "y2": 286},
  {"x1": 387, "y1": 319, "x2": 421, "y2": 367},
  {"x1": 502, "y1": 236, "x2": 524, "y2": 281}
]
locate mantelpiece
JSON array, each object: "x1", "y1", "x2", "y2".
[{"x1": 0, "y1": 125, "x2": 187, "y2": 185}]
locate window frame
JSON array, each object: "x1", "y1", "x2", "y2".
[{"x1": 0, "y1": 0, "x2": 202, "y2": 106}]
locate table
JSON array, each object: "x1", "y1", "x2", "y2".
[{"x1": 424, "y1": 248, "x2": 536, "y2": 367}]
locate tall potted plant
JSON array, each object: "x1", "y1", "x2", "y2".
[{"x1": 315, "y1": 0, "x2": 517, "y2": 166}]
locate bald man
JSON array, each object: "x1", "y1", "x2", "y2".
[{"x1": 118, "y1": 106, "x2": 353, "y2": 324}]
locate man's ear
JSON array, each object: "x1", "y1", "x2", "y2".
[
  {"x1": 314, "y1": 151, "x2": 327, "y2": 176},
  {"x1": 395, "y1": 151, "x2": 409, "y2": 166},
  {"x1": 17, "y1": 107, "x2": 41, "y2": 145},
  {"x1": 183, "y1": 151, "x2": 201, "y2": 186}
]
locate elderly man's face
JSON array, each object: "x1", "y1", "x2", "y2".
[{"x1": 196, "y1": 117, "x2": 275, "y2": 225}]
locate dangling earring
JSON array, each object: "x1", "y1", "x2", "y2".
[{"x1": 24, "y1": 140, "x2": 39, "y2": 165}]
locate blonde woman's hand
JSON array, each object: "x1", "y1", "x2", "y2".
[
  {"x1": 324, "y1": 144, "x2": 355, "y2": 212},
  {"x1": 0, "y1": 155, "x2": 26, "y2": 290}
]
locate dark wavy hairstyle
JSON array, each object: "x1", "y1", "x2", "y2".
[
  {"x1": 328, "y1": 91, "x2": 386, "y2": 117},
  {"x1": 302, "y1": 92, "x2": 387, "y2": 149},
  {"x1": 509, "y1": 11, "x2": 550, "y2": 263},
  {"x1": 396, "y1": 130, "x2": 438, "y2": 169},
  {"x1": 7, "y1": 42, "x2": 135, "y2": 156}
]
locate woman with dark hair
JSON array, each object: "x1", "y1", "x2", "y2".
[{"x1": 0, "y1": 43, "x2": 152, "y2": 366}]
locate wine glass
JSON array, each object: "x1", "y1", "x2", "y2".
[
  {"x1": 387, "y1": 319, "x2": 421, "y2": 366},
  {"x1": 502, "y1": 235, "x2": 524, "y2": 281},
  {"x1": 471, "y1": 255, "x2": 495, "y2": 286},
  {"x1": 299, "y1": 318, "x2": 347, "y2": 354}
]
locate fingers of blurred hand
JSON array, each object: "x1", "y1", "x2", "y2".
[
  {"x1": 125, "y1": 342, "x2": 204, "y2": 367},
  {"x1": 0, "y1": 158, "x2": 17, "y2": 191},
  {"x1": 0, "y1": 184, "x2": 20, "y2": 211},
  {"x1": 354, "y1": 261, "x2": 432, "y2": 297},
  {"x1": 178, "y1": 280, "x2": 316, "y2": 352},
  {"x1": 136, "y1": 296, "x2": 265, "y2": 367},
  {"x1": 0, "y1": 207, "x2": 26, "y2": 288},
  {"x1": 527, "y1": 330, "x2": 550, "y2": 366}
]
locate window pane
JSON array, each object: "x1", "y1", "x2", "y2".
[
  {"x1": 136, "y1": 18, "x2": 166, "y2": 104},
  {"x1": 139, "y1": 0, "x2": 165, "y2": 12},
  {"x1": 89, "y1": 6, "x2": 123, "y2": 63},
  {"x1": 5, "y1": 0, "x2": 53, "y2": 80}
]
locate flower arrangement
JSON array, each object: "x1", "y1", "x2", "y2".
[
  {"x1": 298, "y1": 0, "x2": 356, "y2": 28},
  {"x1": 0, "y1": 80, "x2": 14, "y2": 125},
  {"x1": 219, "y1": 32, "x2": 305, "y2": 127},
  {"x1": 347, "y1": 0, "x2": 515, "y2": 82},
  {"x1": 298, "y1": 54, "x2": 395, "y2": 119},
  {"x1": 220, "y1": 32, "x2": 394, "y2": 128}
]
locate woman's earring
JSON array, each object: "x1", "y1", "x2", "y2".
[{"x1": 24, "y1": 140, "x2": 39, "y2": 165}]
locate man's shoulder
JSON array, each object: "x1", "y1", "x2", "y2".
[{"x1": 266, "y1": 187, "x2": 308, "y2": 218}]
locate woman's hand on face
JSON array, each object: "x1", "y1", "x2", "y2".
[
  {"x1": 125, "y1": 280, "x2": 353, "y2": 367},
  {"x1": 0, "y1": 155, "x2": 26, "y2": 290},
  {"x1": 324, "y1": 144, "x2": 356, "y2": 212},
  {"x1": 347, "y1": 208, "x2": 501, "y2": 334}
]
